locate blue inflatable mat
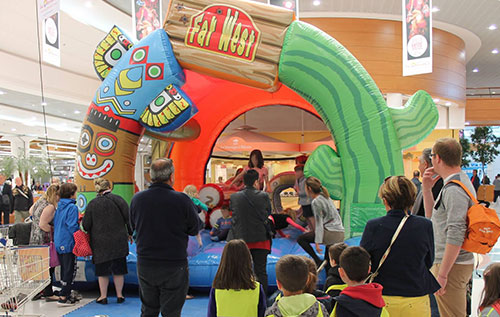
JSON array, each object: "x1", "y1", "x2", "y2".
[{"x1": 76, "y1": 228, "x2": 362, "y2": 288}]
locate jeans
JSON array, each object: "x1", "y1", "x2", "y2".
[
  {"x1": 137, "y1": 261, "x2": 189, "y2": 317},
  {"x1": 250, "y1": 249, "x2": 269, "y2": 296},
  {"x1": 58, "y1": 253, "x2": 76, "y2": 298}
]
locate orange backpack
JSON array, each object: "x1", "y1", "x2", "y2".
[{"x1": 450, "y1": 180, "x2": 500, "y2": 254}]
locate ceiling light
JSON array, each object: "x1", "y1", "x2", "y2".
[
  {"x1": 11, "y1": 128, "x2": 16, "y2": 132},
  {"x1": 431, "y1": 7, "x2": 440, "y2": 12},
  {"x1": 284, "y1": 1, "x2": 293, "y2": 9},
  {"x1": 74, "y1": 110, "x2": 81, "y2": 114},
  {"x1": 493, "y1": 91, "x2": 497, "y2": 94},
  {"x1": 0, "y1": 91, "x2": 5, "y2": 95},
  {"x1": 472, "y1": 68, "x2": 479, "y2": 73},
  {"x1": 41, "y1": 101, "x2": 47, "y2": 106},
  {"x1": 489, "y1": 24, "x2": 497, "y2": 30},
  {"x1": 465, "y1": 122, "x2": 470, "y2": 125},
  {"x1": 433, "y1": 98, "x2": 440, "y2": 103},
  {"x1": 492, "y1": 49, "x2": 499, "y2": 54},
  {"x1": 445, "y1": 102, "x2": 452, "y2": 106},
  {"x1": 313, "y1": 0, "x2": 321, "y2": 6},
  {"x1": 84, "y1": 1, "x2": 92, "y2": 8}
]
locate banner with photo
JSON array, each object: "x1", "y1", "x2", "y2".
[
  {"x1": 403, "y1": 0, "x2": 432, "y2": 76},
  {"x1": 132, "y1": 0, "x2": 162, "y2": 41},
  {"x1": 38, "y1": 0, "x2": 60, "y2": 67}
]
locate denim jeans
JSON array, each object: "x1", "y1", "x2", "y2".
[{"x1": 137, "y1": 261, "x2": 189, "y2": 317}]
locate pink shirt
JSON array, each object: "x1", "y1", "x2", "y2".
[{"x1": 244, "y1": 166, "x2": 268, "y2": 190}]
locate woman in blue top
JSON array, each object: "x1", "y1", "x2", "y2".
[
  {"x1": 53, "y1": 183, "x2": 79, "y2": 306},
  {"x1": 360, "y1": 176, "x2": 440, "y2": 317}
]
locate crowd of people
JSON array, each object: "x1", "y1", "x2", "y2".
[{"x1": 1, "y1": 137, "x2": 500, "y2": 316}]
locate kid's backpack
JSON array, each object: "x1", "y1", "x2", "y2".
[{"x1": 450, "y1": 180, "x2": 500, "y2": 254}]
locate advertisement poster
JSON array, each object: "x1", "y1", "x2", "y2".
[
  {"x1": 403, "y1": 0, "x2": 432, "y2": 76},
  {"x1": 132, "y1": 0, "x2": 162, "y2": 41},
  {"x1": 38, "y1": 0, "x2": 60, "y2": 67}
]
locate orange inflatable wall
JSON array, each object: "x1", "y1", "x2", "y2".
[{"x1": 170, "y1": 70, "x2": 316, "y2": 191}]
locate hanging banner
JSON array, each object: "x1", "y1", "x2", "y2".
[
  {"x1": 403, "y1": 0, "x2": 432, "y2": 76},
  {"x1": 38, "y1": 0, "x2": 60, "y2": 67},
  {"x1": 132, "y1": 0, "x2": 162, "y2": 41}
]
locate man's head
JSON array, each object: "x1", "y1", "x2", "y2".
[
  {"x1": 276, "y1": 255, "x2": 309, "y2": 294},
  {"x1": 418, "y1": 148, "x2": 433, "y2": 175},
  {"x1": 413, "y1": 170, "x2": 420, "y2": 178},
  {"x1": 432, "y1": 138, "x2": 462, "y2": 174},
  {"x1": 15, "y1": 177, "x2": 22, "y2": 187},
  {"x1": 0, "y1": 174, "x2": 5, "y2": 185},
  {"x1": 339, "y1": 246, "x2": 371, "y2": 285},
  {"x1": 329, "y1": 242, "x2": 348, "y2": 267},
  {"x1": 150, "y1": 158, "x2": 174, "y2": 184},
  {"x1": 473, "y1": 169, "x2": 478, "y2": 176},
  {"x1": 243, "y1": 169, "x2": 259, "y2": 188}
]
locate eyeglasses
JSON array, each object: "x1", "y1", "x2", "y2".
[{"x1": 429, "y1": 153, "x2": 437, "y2": 159}]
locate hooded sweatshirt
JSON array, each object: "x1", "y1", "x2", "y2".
[
  {"x1": 265, "y1": 293, "x2": 329, "y2": 317},
  {"x1": 334, "y1": 283, "x2": 385, "y2": 317},
  {"x1": 53, "y1": 198, "x2": 79, "y2": 254}
]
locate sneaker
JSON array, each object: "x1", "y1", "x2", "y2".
[
  {"x1": 71, "y1": 290, "x2": 83, "y2": 301},
  {"x1": 57, "y1": 297, "x2": 76, "y2": 307}
]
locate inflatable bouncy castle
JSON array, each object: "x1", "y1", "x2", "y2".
[{"x1": 74, "y1": 0, "x2": 439, "y2": 287}]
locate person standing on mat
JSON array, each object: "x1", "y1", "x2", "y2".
[
  {"x1": 229, "y1": 169, "x2": 272, "y2": 295},
  {"x1": 297, "y1": 176, "x2": 344, "y2": 270},
  {"x1": 130, "y1": 158, "x2": 199, "y2": 317}
]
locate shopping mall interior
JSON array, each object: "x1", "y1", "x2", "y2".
[{"x1": 1, "y1": 0, "x2": 500, "y2": 316}]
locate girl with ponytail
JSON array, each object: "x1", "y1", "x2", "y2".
[{"x1": 297, "y1": 177, "x2": 344, "y2": 271}]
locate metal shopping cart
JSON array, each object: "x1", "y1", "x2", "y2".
[{"x1": 0, "y1": 225, "x2": 50, "y2": 316}]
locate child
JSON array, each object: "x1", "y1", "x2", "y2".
[
  {"x1": 207, "y1": 240, "x2": 266, "y2": 317},
  {"x1": 210, "y1": 204, "x2": 232, "y2": 242},
  {"x1": 268, "y1": 208, "x2": 307, "y2": 238},
  {"x1": 324, "y1": 242, "x2": 348, "y2": 295},
  {"x1": 479, "y1": 262, "x2": 500, "y2": 316},
  {"x1": 294, "y1": 165, "x2": 313, "y2": 230},
  {"x1": 266, "y1": 255, "x2": 329, "y2": 316},
  {"x1": 333, "y1": 246, "x2": 386, "y2": 316},
  {"x1": 183, "y1": 185, "x2": 207, "y2": 246},
  {"x1": 53, "y1": 183, "x2": 80, "y2": 306}
]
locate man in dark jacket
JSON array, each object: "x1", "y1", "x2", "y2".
[
  {"x1": 229, "y1": 169, "x2": 272, "y2": 294},
  {"x1": 0, "y1": 174, "x2": 13, "y2": 225},
  {"x1": 130, "y1": 158, "x2": 199, "y2": 317},
  {"x1": 471, "y1": 169, "x2": 480, "y2": 193},
  {"x1": 12, "y1": 177, "x2": 33, "y2": 223}
]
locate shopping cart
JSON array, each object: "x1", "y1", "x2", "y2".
[{"x1": 0, "y1": 225, "x2": 50, "y2": 316}]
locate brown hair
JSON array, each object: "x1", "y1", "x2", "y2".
[
  {"x1": 94, "y1": 178, "x2": 111, "y2": 194},
  {"x1": 58, "y1": 183, "x2": 77, "y2": 199},
  {"x1": 276, "y1": 255, "x2": 309, "y2": 293},
  {"x1": 44, "y1": 184, "x2": 60, "y2": 206},
  {"x1": 339, "y1": 246, "x2": 371, "y2": 282},
  {"x1": 433, "y1": 138, "x2": 462, "y2": 167},
  {"x1": 329, "y1": 242, "x2": 348, "y2": 265},
  {"x1": 283, "y1": 208, "x2": 297, "y2": 222},
  {"x1": 301, "y1": 256, "x2": 318, "y2": 294},
  {"x1": 212, "y1": 240, "x2": 256, "y2": 290},
  {"x1": 248, "y1": 149, "x2": 264, "y2": 169},
  {"x1": 378, "y1": 176, "x2": 417, "y2": 213},
  {"x1": 305, "y1": 176, "x2": 329, "y2": 199},
  {"x1": 479, "y1": 263, "x2": 500, "y2": 310}
]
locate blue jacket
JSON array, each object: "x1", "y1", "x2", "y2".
[
  {"x1": 54, "y1": 198, "x2": 79, "y2": 254},
  {"x1": 360, "y1": 209, "x2": 440, "y2": 297}
]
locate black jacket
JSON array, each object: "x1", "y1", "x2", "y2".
[
  {"x1": 0, "y1": 182, "x2": 13, "y2": 213},
  {"x1": 229, "y1": 186, "x2": 272, "y2": 243},
  {"x1": 471, "y1": 175, "x2": 480, "y2": 193},
  {"x1": 413, "y1": 177, "x2": 443, "y2": 217},
  {"x1": 82, "y1": 192, "x2": 133, "y2": 264},
  {"x1": 360, "y1": 209, "x2": 440, "y2": 297},
  {"x1": 324, "y1": 266, "x2": 344, "y2": 294},
  {"x1": 130, "y1": 183, "x2": 199, "y2": 267},
  {"x1": 12, "y1": 185, "x2": 33, "y2": 211}
]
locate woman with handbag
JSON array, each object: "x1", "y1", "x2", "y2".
[
  {"x1": 82, "y1": 178, "x2": 133, "y2": 305},
  {"x1": 29, "y1": 184, "x2": 60, "y2": 302},
  {"x1": 360, "y1": 176, "x2": 440, "y2": 317}
]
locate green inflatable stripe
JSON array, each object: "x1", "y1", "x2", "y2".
[{"x1": 278, "y1": 21, "x2": 439, "y2": 237}]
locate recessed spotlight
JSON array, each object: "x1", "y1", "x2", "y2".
[
  {"x1": 493, "y1": 91, "x2": 497, "y2": 94},
  {"x1": 0, "y1": 91, "x2": 5, "y2": 95},
  {"x1": 284, "y1": 1, "x2": 293, "y2": 9},
  {"x1": 41, "y1": 101, "x2": 47, "y2": 106},
  {"x1": 472, "y1": 68, "x2": 479, "y2": 73},
  {"x1": 431, "y1": 7, "x2": 440, "y2": 12},
  {"x1": 11, "y1": 128, "x2": 16, "y2": 132},
  {"x1": 433, "y1": 98, "x2": 440, "y2": 102},
  {"x1": 63, "y1": 113, "x2": 67, "y2": 116},
  {"x1": 74, "y1": 110, "x2": 81, "y2": 114},
  {"x1": 31, "y1": 103, "x2": 36, "y2": 107},
  {"x1": 445, "y1": 102, "x2": 452, "y2": 106},
  {"x1": 465, "y1": 122, "x2": 470, "y2": 125},
  {"x1": 492, "y1": 49, "x2": 499, "y2": 54},
  {"x1": 313, "y1": 0, "x2": 321, "y2": 6},
  {"x1": 489, "y1": 24, "x2": 497, "y2": 30}
]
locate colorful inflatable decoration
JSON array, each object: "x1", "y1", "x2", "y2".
[{"x1": 76, "y1": 0, "x2": 438, "y2": 238}]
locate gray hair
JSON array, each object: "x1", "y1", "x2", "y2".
[
  {"x1": 150, "y1": 158, "x2": 174, "y2": 183},
  {"x1": 421, "y1": 148, "x2": 433, "y2": 167}
]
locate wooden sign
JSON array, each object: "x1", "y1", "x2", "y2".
[{"x1": 164, "y1": 0, "x2": 295, "y2": 91}]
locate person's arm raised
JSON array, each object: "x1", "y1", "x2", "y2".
[{"x1": 422, "y1": 167, "x2": 440, "y2": 218}]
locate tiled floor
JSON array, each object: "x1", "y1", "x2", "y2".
[{"x1": 14, "y1": 201, "x2": 500, "y2": 317}]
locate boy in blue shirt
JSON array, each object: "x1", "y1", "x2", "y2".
[{"x1": 210, "y1": 205, "x2": 232, "y2": 242}]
